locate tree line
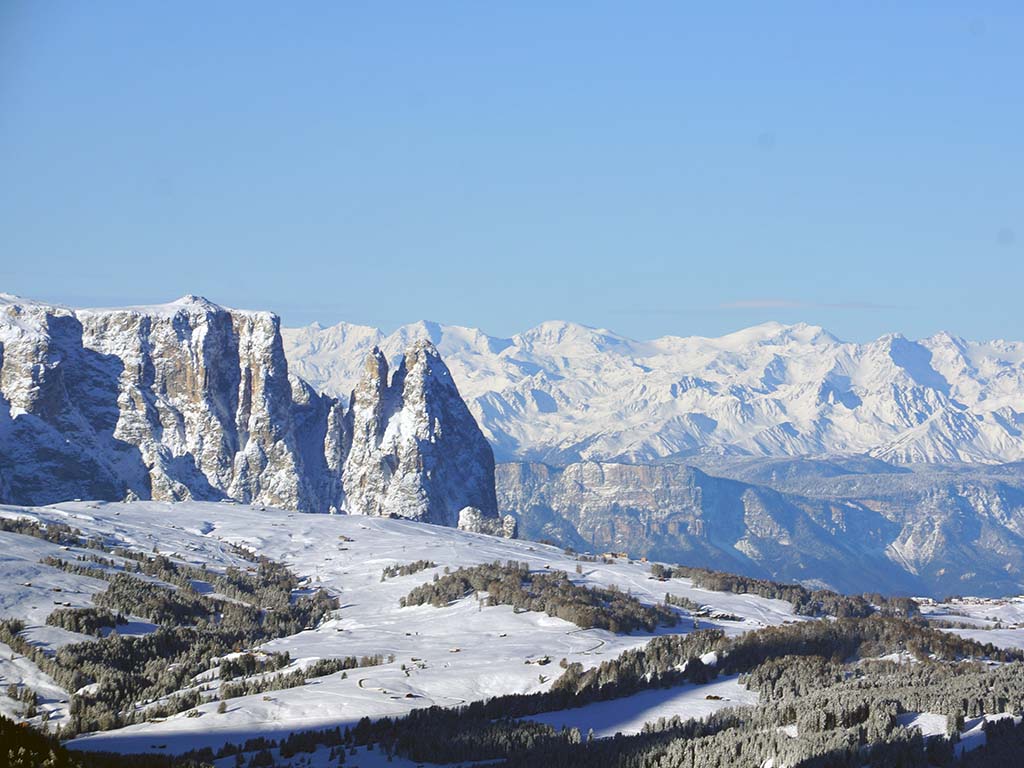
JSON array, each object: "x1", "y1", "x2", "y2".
[
  {"x1": 380, "y1": 559, "x2": 436, "y2": 580},
  {"x1": 650, "y1": 562, "x2": 920, "y2": 619},
  {"x1": 401, "y1": 560, "x2": 678, "y2": 633}
]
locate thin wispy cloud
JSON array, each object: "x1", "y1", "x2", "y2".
[
  {"x1": 719, "y1": 299, "x2": 904, "y2": 311},
  {"x1": 720, "y1": 299, "x2": 806, "y2": 309},
  {"x1": 608, "y1": 299, "x2": 906, "y2": 318}
]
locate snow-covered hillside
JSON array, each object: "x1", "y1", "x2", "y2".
[
  {"x1": 283, "y1": 319, "x2": 1024, "y2": 465},
  {"x1": 0, "y1": 500, "x2": 797, "y2": 755},
  {"x1": 4, "y1": 500, "x2": 1024, "y2": 766}
]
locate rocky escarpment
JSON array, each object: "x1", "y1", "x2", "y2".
[
  {"x1": 496, "y1": 459, "x2": 1024, "y2": 597},
  {"x1": 0, "y1": 294, "x2": 498, "y2": 525}
]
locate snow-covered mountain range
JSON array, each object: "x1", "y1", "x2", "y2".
[
  {"x1": 0, "y1": 295, "x2": 497, "y2": 524},
  {"x1": 283, "y1": 319, "x2": 1024, "y2": 465},
  {"x1": 8, "y1": 295, "x2": 1024, "y2": 595}
]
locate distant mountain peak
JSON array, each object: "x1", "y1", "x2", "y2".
[{"x1": 284, "y1": 317, "x2": 1024, "y2": 466}]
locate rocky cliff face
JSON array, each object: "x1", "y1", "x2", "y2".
[
  {"x1": 497, "y1": 458, "x2": 1024, "y2": 597},
  {"x1": 0, "y1": 295, "x2": 498, "y2": 526},
  {"x1": 344, "y1": 341, "x2": 498, "y2": 524}
]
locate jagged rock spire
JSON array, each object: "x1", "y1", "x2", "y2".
[{"x1": 343, "y1": 340, "x2": 499, "y2": 525}]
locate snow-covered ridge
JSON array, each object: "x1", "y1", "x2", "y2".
[
  {"x1": 0, "y1": 292, "x2": 266, "y2": 318},
  {"x1": 283, "y1": 318, "x2": 1024, "y2": 464},
  {"x1": 74, "y1": 294, "x2": 268, "y2": 319}
]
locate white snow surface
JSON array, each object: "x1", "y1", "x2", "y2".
[
  {"x1": 923, "y1": 596, "x2": 1024, "y2": 626},
  {"x1": 896, "y1": 711, "x2": 1022, "y2": 756},
  {"x1": 526, "y1": 675, "x2": 758, "y2": 738},
  {"x1": 283, "y1": 319, "x2": 1024, "y2": 464},
  {"x1": 940, "y1": 627, "x2": 1024, "y2": 651},
  {"x1": 0, "y1": 500, "x2": 799, "y2": 755},
  {"x1": 921, "y1": 596, "x2": 1024, "y2": 650},
  {"x1": 954, "y1": 713, "x2": 1020, "y2": 756},
  {"x1": 897, "y1": 711, "x2": 948, "y2": 738}
]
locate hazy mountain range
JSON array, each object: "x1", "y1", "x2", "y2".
[{"x1": 497, "y1": 457, "x2": 1024, "y2": 597}]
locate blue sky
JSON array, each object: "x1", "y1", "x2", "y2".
[{"x1": 1, "y1": 3, "x2": 1020, "y2": 341}]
